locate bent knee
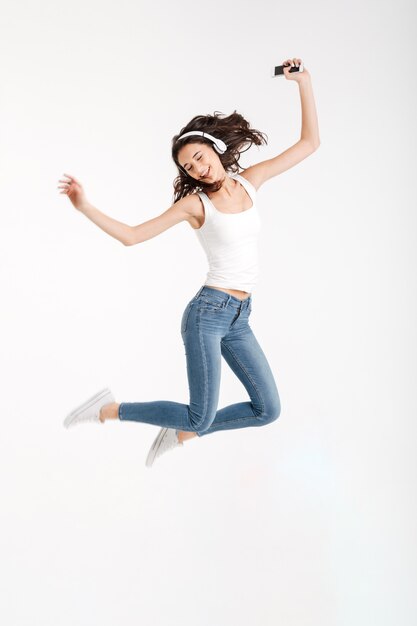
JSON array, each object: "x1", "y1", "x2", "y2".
[
  {"x1": 259, "y1": 396, "x2": 281, "y2": 424},
  {"x1": 188, "y1": 408, "x2": 216, "y2": 433}
]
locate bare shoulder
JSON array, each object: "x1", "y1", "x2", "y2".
[
  {"x1": 235, "y1": 171, "x2": 260, "y2": 192},
  {"x1": 179, "y1": 192, "x2": 203, "y2": 216},
  {"x1": 164, "y1": 192, "x2": 202, "y2": 222},
  {"x1": 179, "y1": 192, "x2": 204, "y2": 229},
  {"x1": 128, "y1": 193, "x2": 203, "y2": 244}
]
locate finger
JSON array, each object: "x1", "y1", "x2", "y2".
[{"x1": 63, "y1": 173, "x2": 80, "y2": 184}]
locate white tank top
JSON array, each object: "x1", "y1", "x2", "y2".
[{"x1": 194, "y1": 172, "x2": 261, "y2": 293}]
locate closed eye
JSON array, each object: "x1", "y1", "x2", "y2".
[{"x1": 186, "y1": 154, "x2": 202, "y2": 171}]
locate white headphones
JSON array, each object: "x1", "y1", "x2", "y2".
[{"x1": 176, "y1": 131, "x2": 228, "y2": 154}]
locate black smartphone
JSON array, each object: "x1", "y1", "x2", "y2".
[{"x1": 271, "y1": 63, "x2": 304, "y2": 77}]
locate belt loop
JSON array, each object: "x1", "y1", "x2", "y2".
[{"x1": 225, "y1": 295, "x2": 231, "y2": 308}]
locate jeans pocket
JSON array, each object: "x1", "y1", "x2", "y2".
[
  {"x1": 181, "y1": 302, "x2": 194, "y2": 333},
  {"x1": 199, "y1": 296, "x2": 225, "y2": 311}
]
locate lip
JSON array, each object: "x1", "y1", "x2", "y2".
[{"x1": 201, "y1": 166, "x2": 210, "y2": 179}]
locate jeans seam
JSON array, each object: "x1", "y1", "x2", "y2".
[
  {"x1": 197, "y1": 306, "x2": 209, "y2": 429},
  {"x1": 199, "y1": 299, "x2": 225, "y2": 310},
  {"x1": 220, "y1": 340, "x2": 265, "y2": 416},
  {"x1": 199, "y1": 306, "x2": 223, "y2": 313},
  {"x1": 182, "y1": 302, "x2": 193, "y2": 333},
  {"x1": 197, "y1": 415, "x2": 258, "y2": 436}
]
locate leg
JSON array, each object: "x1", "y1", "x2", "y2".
[
  {"x1": 116, "y1": 299, "x2": 224, "y2": 433},
  {"x1": 99, "y1": 405, "x2": 197, "y2": 441},
  {"x1": 196, "y1": 321, "x2": 281, "y2": 437},
  {"x1": 107, "y1": 295, "x2": 280, "y2": 438}
]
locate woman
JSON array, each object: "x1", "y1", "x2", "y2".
[{"x1": 59, "y1": 57, "x2": 320, "y2": 467}]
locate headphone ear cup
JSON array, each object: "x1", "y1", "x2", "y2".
[{"x1": 213, "y1": 139, "x2": 227, "y2": 154}]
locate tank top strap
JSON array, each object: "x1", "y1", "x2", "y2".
[
  {"x1": 196, "y1": 191, "x2": 214, "y2": 221},
  {"x1": 232, "y1": 172, "x2": 257, "y2": 205}
]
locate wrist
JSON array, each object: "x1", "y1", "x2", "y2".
[
  {"x1": 78, "y1": 200, "x2": 92, "y2": 214},
  {"x1": 298, "y1": 75, "x2": 312, "y2": 88}
]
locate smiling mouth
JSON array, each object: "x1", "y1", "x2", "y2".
[{"x1": 201, "y1": 167, "x2": 210, "y2": 179}]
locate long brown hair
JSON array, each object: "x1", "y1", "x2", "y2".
[{"x1": 171, "y1": 110, "x2": 268, "y2": 202}]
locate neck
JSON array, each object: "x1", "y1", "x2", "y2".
[{"x1": 218, "y1": 173, "x2": 237, "y2": 197}]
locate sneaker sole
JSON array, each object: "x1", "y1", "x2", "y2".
[
  {"x1": 64, "y1": 387, "x2": 113, "y2": 428},
  {"x1": 145, "y1": 428, "x2": 168, "y2": 467}
]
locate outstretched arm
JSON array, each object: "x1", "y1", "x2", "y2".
[
  {"x1": 57, "y1": 173, "x2": 194, "y2": 246},
  {"x1": 242, "y1": 58, "x2": 320, "y2": 190}
]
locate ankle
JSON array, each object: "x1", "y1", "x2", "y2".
[
  {"x1": 177, "y1": 430, "x2": 197, "y2": 443},
  {"x1": 99, "y1": 402, "x2": 119, "y2": 422}
]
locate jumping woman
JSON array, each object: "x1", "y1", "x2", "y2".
[{"x1": 59, "y1": 57, "x2": 320, "y2": 467}]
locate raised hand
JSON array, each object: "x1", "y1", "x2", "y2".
[
  {"x1": 283, "y1": 57, "x2": 310, "y2": 83},
  {"x1": 57, "y1": 173, "x2": 88, "y2": 211}
]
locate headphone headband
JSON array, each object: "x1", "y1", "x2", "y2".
[{"x1": 176, "y1": 131, "x2": 228, "y2": 154}]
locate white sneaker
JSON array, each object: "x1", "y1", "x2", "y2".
[
  {"x1": 64, "y1": 387, "x2": 115, "y2": 428},
  {"x1": 145, "y1": 427, "x2": 183, "y2": 467}
]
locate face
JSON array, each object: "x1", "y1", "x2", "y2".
[{"x1": 177, "y1": 142, "x2": 224, "y2": 182}]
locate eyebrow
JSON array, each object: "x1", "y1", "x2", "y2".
[{"x1": 182, "y1": 151, "x2": 201, "y2": 169}]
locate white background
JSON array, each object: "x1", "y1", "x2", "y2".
[{"x1": 0, "y1": 0, "x2": 416, "y2": 624}]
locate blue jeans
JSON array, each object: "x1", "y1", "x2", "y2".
[{"x1": 118, "y1": 285, "x2": 281, "y2": 437}]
